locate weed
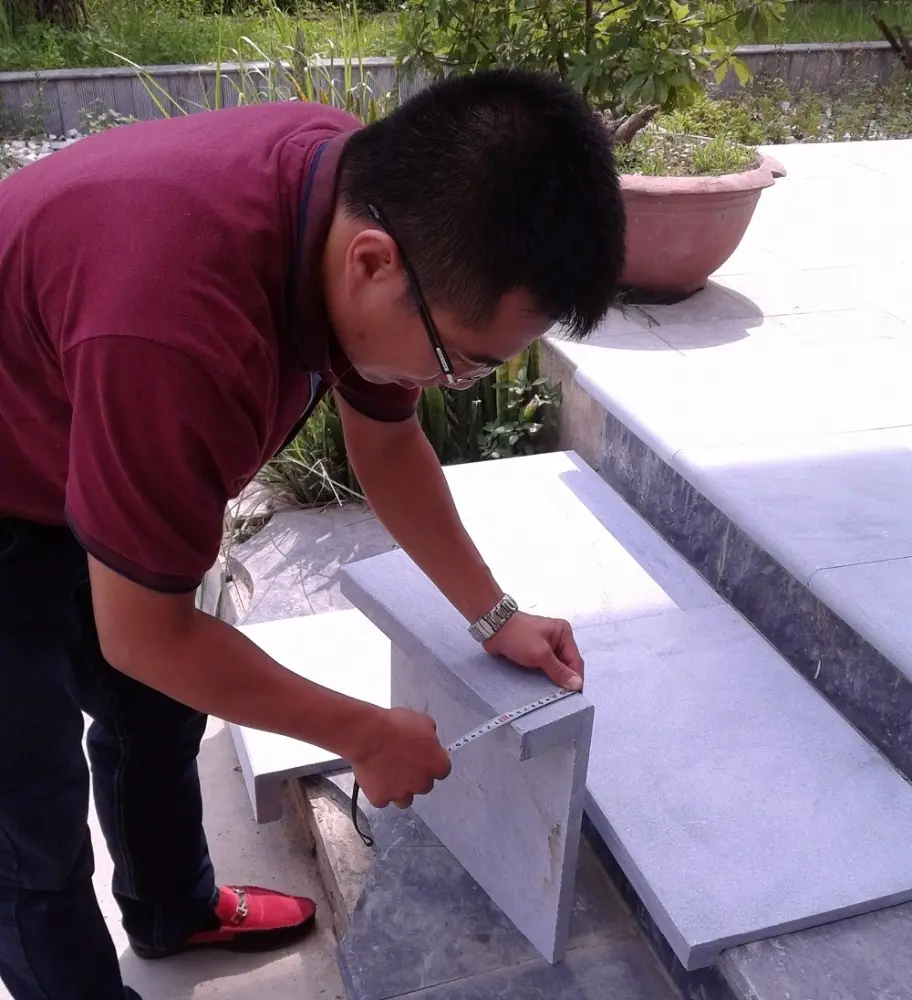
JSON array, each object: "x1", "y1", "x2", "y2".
[
  {"x1": 78, "y1": 101, "x2": 136, "y2": 131},
  {"x1": 613, "y1": 128, "x2": 758, "y2": 176},
  {"x1": 658, "y1": 70, "x2": 912, "y2": 143}
]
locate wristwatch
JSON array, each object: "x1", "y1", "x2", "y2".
[{"x1": 468, "y1": 594, "x2": 519, "y2": 642}]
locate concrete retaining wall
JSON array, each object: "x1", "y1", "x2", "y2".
[{"x1": 0, "y1": 42, "x2": 898, "y2": 136}]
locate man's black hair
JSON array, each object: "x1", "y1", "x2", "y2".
[{"x1": 338, "y1": 69, "x2": 625, "y2": 341}]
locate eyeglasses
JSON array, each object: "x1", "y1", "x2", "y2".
[{"x1": 367, "y1": 203, "x2": 495, "y2": 387}]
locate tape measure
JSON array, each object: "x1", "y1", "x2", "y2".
[{"x1": 350, "y1": 688, "x2": 579, "y2": 847}]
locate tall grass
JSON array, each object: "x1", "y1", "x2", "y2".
[
  {"x1": 0, "y1": 0, "x2": 397, "y2": 71},
  {"x1": 708, "y1": 0, "x2": 912, "y2": 44}
]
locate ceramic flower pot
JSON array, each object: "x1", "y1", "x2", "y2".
[{"x1": 618, "y1": 154, "x2": 787, "y2": 296}]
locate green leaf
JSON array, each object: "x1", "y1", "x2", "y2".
[{"x1": 733, "y1": 57, "x2": 752, "y2": 87}]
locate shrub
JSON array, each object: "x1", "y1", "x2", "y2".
[{"x1": 397, "y1": 0, "x2": 786, "y2": 116}]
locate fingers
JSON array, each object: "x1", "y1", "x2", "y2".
[
  {"x1": 554, "y1": 619, "x2": 585, "y2": 682},
  {"x1": 541, "y1": 654, "x2": 583, "y2": 691}
]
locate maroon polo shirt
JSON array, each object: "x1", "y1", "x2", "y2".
[{"x1": 0, "y1": 102, "x2": 419, "y2": 592}]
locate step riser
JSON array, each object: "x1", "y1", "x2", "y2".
[{"x1": 547, "y1": 355, "x2": 912, "y2": 782}]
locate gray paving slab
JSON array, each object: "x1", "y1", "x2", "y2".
[
  {"x1": 570, "y1": 327, "x2": 912, "y2": 462},
  {"x1": 229, "y1": 506, "x2": 396, "y2": 624},
  {"x1": 400, "y1": 940, "x2": 678, "y2": 1000},
  {"x1": 811, "y1": 557, "x2": 912, "y2": 683},
  {"x1": 334, "y1": 794, "x2": 671, "y2": 1000},
  {"x1": 231, "y1": 611, "x2": 391, "y2": 822},
  {"x1": 720, "y1": 902, "x2": 912, "y2": 1000},
  {"x1": 672, "y1": 425, "x2": 912, "y2": 586},
  {"x1": 576, "y1": 604, "x2": 912, "y2": 970},
  {"x1": 439, "y1": 451, "x2": 723, "y2": 630},
  {"x1": 341, "y1": 554, "x2": 594, "y2": 964}
]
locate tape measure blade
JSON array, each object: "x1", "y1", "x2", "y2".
[{"x1": 445, "y1": 688, "x2": 577, "y2": 753}]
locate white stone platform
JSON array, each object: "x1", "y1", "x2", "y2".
[
  {"x1": 548, "y1": 140, "x2": 912, "y2": 681},
  {"x1": 232, "y1": 611, "x2": 391, "y2": 822}
]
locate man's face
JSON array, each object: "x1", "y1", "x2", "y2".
[{"x1": 325, "y1": 218, "x2": 552, "y2": 390}]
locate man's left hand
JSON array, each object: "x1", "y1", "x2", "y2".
[{"x1": 483, "y1": 612, "x2": 584, "y2": 692}]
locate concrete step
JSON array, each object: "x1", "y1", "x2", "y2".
[
  {"x1": 350, "y1": 452, "x2": 912, "y2": 975},
  {"x1": 540, "y1": 310, "x2": 912, "y2": 782}
]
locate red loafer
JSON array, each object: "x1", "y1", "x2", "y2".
[{"x1": 131, "y1": 885, "x2": 317, "y2": 959}]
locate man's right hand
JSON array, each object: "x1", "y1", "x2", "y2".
[{"x1": 351, "y1": 707, "x2": 452, "y2": 809}]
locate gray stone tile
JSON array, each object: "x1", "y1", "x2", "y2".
[
  {"x1": 720, "y1": 902, "x2": 912, "y2": 1000},
  {"x1": 757, "y1": 142, "x2": 887, "y2": 180},
  {"x1": 632, "y1": 281, "x2": 762, "y2": 326},
  {"x1": 811, "y1": 557, "x2": 912, "y2": 683},
  {"x1": 551, "y1": 330, "x2": 679, "y2": 372},
  {"x1": 674, "y1": 426, "x2": 912, "y2": 586},
  {"x1": 713, "y1": 266, "x2": 867, "y2": 317},
  {"x1": 439, "y1": 451, "x2": 722, "y2": 628},
  {"x1": 340, "y1": 555, "x2": 594, "y2": 963},
  {"x1": 230, "y1": 611, "x2": 391, "y2": 822},
  {"x1": 338, "y1": 833, "x2": 648, "y2": 1000},
  {"x1": 711, "y1": 244, "x2": 791, "y2": 277},
  {"x1": 231, "y1": 507, "x2": 396, "y2": 625},
  {"x1": 773, "y1": 307, "x2": 912, "y2": 347},
  {"x1": 577, "y1": 604, "x2": 912, "y2": 970},
  {"x1": 401, "y1": 940, "x2": 679, "y2": 1000},
  {"x1": 596, "y1": 406, "x2": 912, "y2": 782},
  {"x1": 652, "y1": 316, "x2": 795, "y2": 356},
  {"x1": 338, "y1": 843, "x2": 539, "y2": 1000},
  {"x1": 573, "y1": 335, "x2": 912, "y2": 462}
]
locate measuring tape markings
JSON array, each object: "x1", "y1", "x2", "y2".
[
  {"x1": 351, "y1": 687, "x2": 580, "y2": 846},
  {"x1": 445, "y1": 687, "x2": 578, "y2": 751}
]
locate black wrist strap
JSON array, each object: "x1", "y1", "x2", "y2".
[{"x1": 350, "y1": 781, "x2": 375, "y2": 847}]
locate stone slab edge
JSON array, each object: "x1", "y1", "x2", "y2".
[{"x1": 540, "y1": 342, "x2": 912, "y2": 781}]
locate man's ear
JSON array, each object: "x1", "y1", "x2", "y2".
[{"x1": 346, "y1": 228, "x2": 398, "y2": 288}]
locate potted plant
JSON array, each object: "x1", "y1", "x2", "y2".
[{"x1": 398, "y1": 0, "x2": 787, "y2": 297}]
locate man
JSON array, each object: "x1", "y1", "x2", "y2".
[{"x1": 0, "y1": 68, "x2": 625, "y2": 998}]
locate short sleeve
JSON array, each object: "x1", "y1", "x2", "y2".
[
  {"x1": 334, "y1": 367, "x2": 420, "y2": 422},
  {"x1": 63, "y1": 337, "x2": 263, "y2": 593}
]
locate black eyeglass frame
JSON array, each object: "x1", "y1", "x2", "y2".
[{"x1": 366, "y1": 202, "x2": 459, "y2": 386}]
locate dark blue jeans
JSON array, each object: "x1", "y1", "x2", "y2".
[{"x1": 0, "y1": 519, "x2": 218, "y2": 999}]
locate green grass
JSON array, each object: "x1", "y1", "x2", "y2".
[
  {"x1": 757, "y1": 0, "x2": 912, "y2": 44},
  {"x1": 0, "y1": 0, "x2": 397, "y2": 71}
]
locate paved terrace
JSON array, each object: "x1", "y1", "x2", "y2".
[{"x1": 549, "y1": 138, "x2": 912, "y2": 692}]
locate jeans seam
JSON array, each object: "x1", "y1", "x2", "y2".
[{"x1": 87, "y1": 669, "x2": 140, "y2": 918}]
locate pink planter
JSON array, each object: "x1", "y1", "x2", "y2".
[{"x1": 619, "y1": 154, "x2": 787, "y2": 296}]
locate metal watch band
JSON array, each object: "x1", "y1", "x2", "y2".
[{"x1": 468, "y1": 594, "x2": 519, "y2": 643}]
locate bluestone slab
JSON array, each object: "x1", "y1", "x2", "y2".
[
  {"x1": 673, "y1": 425, "x2": 912, "y2": 587},
  {"x1": 349, "y1": 451, "x2": 912, "y2": 972},
  {"x1": 231, "y1": 610, "x2": 391, "y2": 822},
  {"x1": 341, "y1": 556, "x2": 594, "y2": 965},
  {"x1": 811, "y1": 556, "x2": 912, "y2": 683},
  {"x1": 439, "y1": 450, "x2": 723, "y2": 630},
  {"x1": 398, "y1": 939, "x2": 678, "y2": 1000},
  {"x1": 576, "y1": 604, "x2": 912, "y2": 969},
  {"x1": 720, "y1": 901, "x2": 912, "y2": 1000},
  {"x1": 329, "y1": 778, "x2": 674, "y2": 1000}
]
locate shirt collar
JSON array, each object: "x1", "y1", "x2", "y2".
[{"x1": 286, "y1": 129, "x2": 354, "y2": 375}]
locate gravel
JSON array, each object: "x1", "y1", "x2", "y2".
[{"x1": 0, "y1": 130, "x2": 85, "y2": 179}]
